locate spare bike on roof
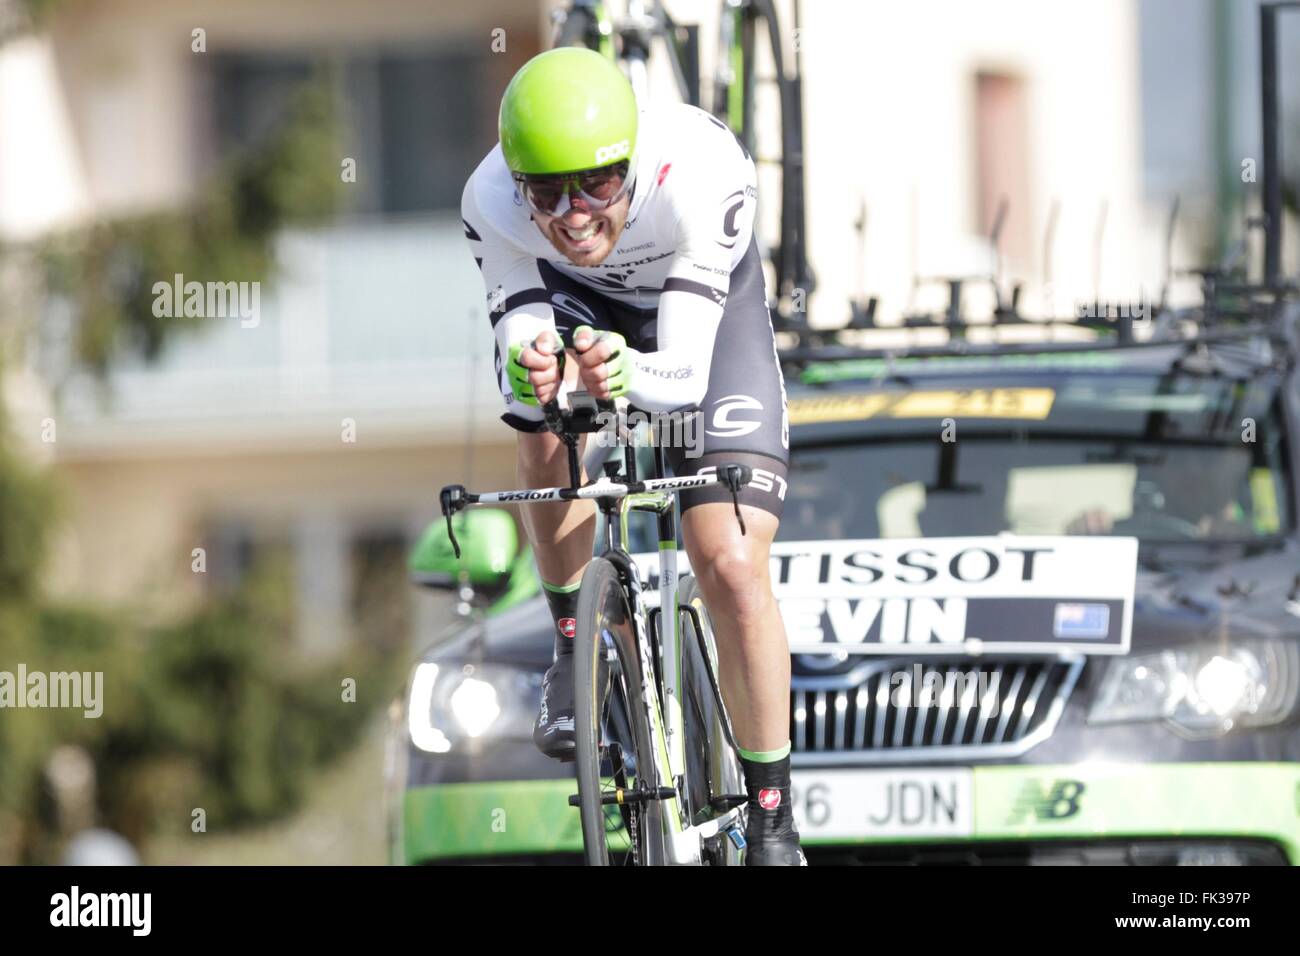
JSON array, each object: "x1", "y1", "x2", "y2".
[
  {"x1": 776, "y1": 2, "x2": 1300, "y2": 367},
  {"x1": 439, "y1": 391, "x2": 754, "y2": 865},
  {"x1": 550, "y1": 0, "x2": 815, "y2": 332}
]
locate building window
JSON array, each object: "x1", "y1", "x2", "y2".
[
  {"x1": 203, "y1": 516, "x2": 413, "y2": 647},
  {"x1": 973, "y1": 71, "x2": 1032, "y2": 271},
  {"x1": 206, "y1": 47, "x2": 496, "y2": 215}
]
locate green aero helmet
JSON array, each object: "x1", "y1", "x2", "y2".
[{"x1": 498, "y1": 47, "x2": 638, "y2": 175}]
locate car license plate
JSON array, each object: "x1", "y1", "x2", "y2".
[{"x1": 790, "y1": 768, "x2": 973, "y2": 838}]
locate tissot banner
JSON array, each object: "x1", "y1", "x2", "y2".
[{"x1": 639, "y1": 535, "x2": 1138, "y2": 655}]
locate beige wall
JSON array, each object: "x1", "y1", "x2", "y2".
[
  {"x1": 795, "y1": 0, "x2": 1147, "y2": 324},
  {"x1": 3, "y1": 0, "x2": 542, "y2": 233},
  {"x1": 49, "y1": 439, "x2": 517, "y2": 610},
  {"x1": 11, "y1": 0, "x2": 545, "y2": 632}
]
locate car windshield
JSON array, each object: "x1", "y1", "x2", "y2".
[{"x1": 779, "y1": 371, "x2": 1293, "y2": 545}]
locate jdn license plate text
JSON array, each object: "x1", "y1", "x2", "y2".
[{"x1": 790, "y1": 769, "x2": 974, "y2": 838}]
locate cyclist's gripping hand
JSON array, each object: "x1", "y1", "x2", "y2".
[
  {"x1": 573, "y1": 326, "x2": 631, "y2": 401},
  {"x1": 507, "y1": 330, "x2": 566, "y2": 407}
]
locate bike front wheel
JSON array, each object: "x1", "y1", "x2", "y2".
[{"x1": 573, "y1": 557, "x2": 663, "y2": 866}]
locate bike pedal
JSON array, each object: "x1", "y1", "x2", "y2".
[{"x1": 709, "y1": 793, "x2": 749, "y2": 812}]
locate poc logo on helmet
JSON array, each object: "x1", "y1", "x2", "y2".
[{"x1": 594, "y1": 139, "x2": 630, "y2": 165}]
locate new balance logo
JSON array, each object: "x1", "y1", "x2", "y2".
[{"x1": 1006, "y1": 779, "x2": 1086, "y2": 824}]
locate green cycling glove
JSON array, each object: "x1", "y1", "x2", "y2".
[
  {"x1": 506, "y1": 335, "x2": 566, "y2": 407},
  {"x1": 573, "y1": 325, "x2": 631, "y2": 398}
]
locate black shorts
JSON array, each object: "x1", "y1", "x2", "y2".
[{"x1": 499, "y1": 237, "x2": 790, "y2": 518}]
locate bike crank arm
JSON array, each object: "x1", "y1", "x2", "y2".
[
  {"x1": 709, "y1": 793, "x2": 749, "y2": 812},
  {"x1": 691, "y1": 803, "x2": 747, "y2": 842},
  {"x1": 689, "y1": 793, "x2": 748, "y2": 830}
]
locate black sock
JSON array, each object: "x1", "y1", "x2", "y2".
[
  {"x1": 741, "y1": 753, "x2": 796, "y2": 838},
  {"x1": 542, "y1": 583, "x2": 580, "y2": 659}
]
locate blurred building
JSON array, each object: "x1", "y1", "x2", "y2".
[
  {"x1": 1, "y1": 0, "x2": 545, "y2": 648},
  {"x1": 0, "y1": 0, "x2": 1294, "y2": 647}
]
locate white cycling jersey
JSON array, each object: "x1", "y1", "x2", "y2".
[{"x1": 461, "y1": 102, "x2": 759, "y2": 418}]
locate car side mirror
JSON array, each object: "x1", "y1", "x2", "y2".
[{"x1": 409, "y1": 509, "x2": 518, "y2": 589}]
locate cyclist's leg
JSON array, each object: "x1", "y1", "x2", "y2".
[
  {"x1": 680, "y1": 504, "x2": 787, "y2": 745},
  {"x1": 497, "y1": 263, "x2": 621, "y2": 757},
  {"x1": 666, "y1": 236, "x2": 790, "y2": 751},
  {"x1": 667, "y1": 237, "x2": 803, "y2": 863}
]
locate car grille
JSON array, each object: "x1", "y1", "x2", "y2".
[{"x1": 790, "y1": 657, "x2": 1084, "y2": 764}]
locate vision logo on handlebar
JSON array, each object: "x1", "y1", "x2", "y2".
[{"x1": 437, "y1": 391, "x2": 753, "y2": 557}]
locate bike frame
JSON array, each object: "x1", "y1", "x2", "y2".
[
  {"x1": 556, "y1": 0, "x2": 700, "y2": 109},
  {"x1": 440, "y1": 408, "x2": 747, "y2": 864}
]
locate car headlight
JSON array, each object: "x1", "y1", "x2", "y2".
[
  {"x1": 407, "y1": 661, "x2": 541, "y2": 752},
  {"x1": 1088, "y1": 636, "x2": 1299, "y2": 737},
  {"x1": 450, "y1": 677, "x2": 501, "y2": 737}
]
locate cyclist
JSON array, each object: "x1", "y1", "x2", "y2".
[{"x1": 461, "y1": 47, "x2": 803, "y2": 865}]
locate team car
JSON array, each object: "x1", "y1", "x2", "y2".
[
  {"x1": 387, "y1": 287, "x2": 1300, "y2": 864},
  {"x1": 388, "y1": 2, "x2": 1300, "y2": 865}
]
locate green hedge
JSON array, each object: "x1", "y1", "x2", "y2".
[{"x1": 0, "y1": 579, "x2": 404, "y2": 864}]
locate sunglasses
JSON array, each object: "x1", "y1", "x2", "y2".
[{"x1": 513, "y1": 161, "x2": 633, "y2": 216}]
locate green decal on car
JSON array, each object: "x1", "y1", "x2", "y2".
[
  {"x1": 403, "y1": 780, "x2": 584, "y2": 861},
  {"x1": 800, "y1": 350, "x2": 1126, "y2": 385},
  {"x1": 404, "y1": 764, "x2": 1300, "y2": 863},
  {"x1": 976, "y1": 763, "x2": 1300, "y2": 862},
  {"x1": 1006, "y1": 779, "x2": 1086, "y2": 824}
]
